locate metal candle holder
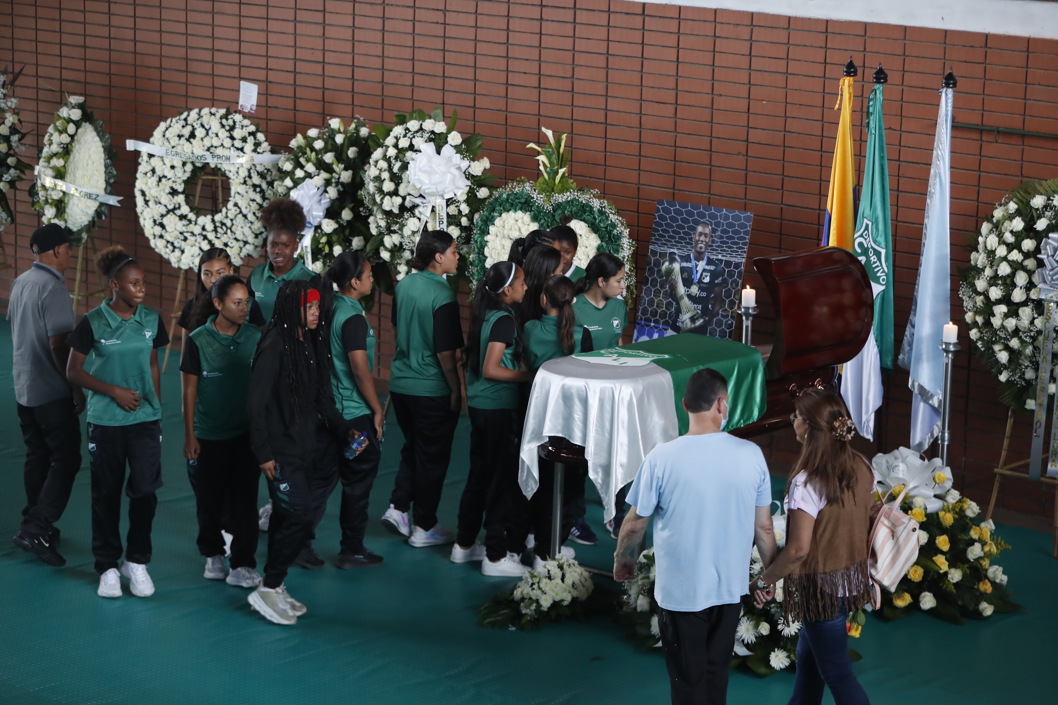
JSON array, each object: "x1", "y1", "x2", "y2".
[
  {"x1": 939, "y1": 340, "x2": 960, "y2": 466},
  {"x1": 740, "y1": 305, "x2": 758, "y2": 347}
]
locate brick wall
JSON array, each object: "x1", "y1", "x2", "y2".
[{"x1": 2, "y1": 0, "x2": 1057, "y2": 519}]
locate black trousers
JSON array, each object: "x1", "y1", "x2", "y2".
[
  {"x1": 16, "y1": 397, "x2": 81, "y2": 537},
  {"x1": 658, "y1": 603, "x2": 742, "y2": 705},
  {"x1": 263, "y1": 459, "x2": 319, "y2": 589},
  {"x1": 87, "y1": 421, "x2": 163, "y2": 574},
  {"x1": 187, "y1": 433, "x2": 259, "y2": 569},
  {"x1": 389, "y1": 392, "x2": 459, "y2": 532},
  {"x1": 307, "y1": 425, "x2": 342, "y2": 546},
  {"x1": 530, "y1": 457, "x2": 580, "y2": 559},
  {"x1": 337, "y1": 413, "x2": 382, "y2": 554},
  {"x1": 457, "y1": 407, "x2": 529, "y2": 561}
]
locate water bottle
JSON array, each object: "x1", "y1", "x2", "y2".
[{"x1": 344, "y1": 434, "x2": 368, "y2": 459}]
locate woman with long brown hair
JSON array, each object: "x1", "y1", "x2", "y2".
[{"x1": 752, "y1": 387, "x2": 872, "y2": 705}]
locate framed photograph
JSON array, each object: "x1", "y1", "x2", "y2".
[{"x1": 634, "y1": 200, "x2": 753, "y2": 342}]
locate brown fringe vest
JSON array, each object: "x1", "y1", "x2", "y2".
[{"x1": 783, "y1": 462, "x2": 875, "y2": 623}]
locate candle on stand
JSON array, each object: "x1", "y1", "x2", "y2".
[
  {"x1": 943, "y1": 321, "x2": 958, "y2": 344},
  {"x1": 741, "y1": 286, "x2": 756, "y2": 308}
]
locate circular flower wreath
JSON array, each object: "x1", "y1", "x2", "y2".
[
  {"x1": 274, "y1": 117, "x2": 373, "y2": 273},
  {"x1": 134, "y1": 107, "x2": 275, "y2": 271},
  {"x1": 471, "y1": 180, "x2": 637, "y2": 299},
  {"x1": 361, "y1": 108, "x2": 493, "y2": 283},
  {"x1": 960, "y1": 179, "x2": 1058, "y2": 410},
  {"x1": 0, "y1": 71, "x2": 30, "y2": 231},
  {"x1": 29, "y1": 96, "x2": 116, "y2": 241}
]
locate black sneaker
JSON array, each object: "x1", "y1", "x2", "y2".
[
  {"x1": 12, "y1": 531, "x2": 66, "y2": 567},
  {"x1": 294, "y1": 545, "x2": 325, "y2": 570},
  {"x1": 48, "y1": 527, "x2": 61, "y2": 549},
  {"x1": 336, "y1": 548, "x2": 384, "y2": 570},
  {"x1": 568, "y1": 518, "x2": 599, "y2": 545}
]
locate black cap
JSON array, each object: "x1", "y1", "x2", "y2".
[{"x1": 29, "y1": 223, "x2": 74, "y2": 255}]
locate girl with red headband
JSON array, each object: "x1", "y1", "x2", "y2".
[{"x1": 246, "y1": 279, "x2": 362, "y2": 626}]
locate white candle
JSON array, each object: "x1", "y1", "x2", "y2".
[
  {"x1": 741, "y1": 286, "x2": 756, "y2": 308},
  {"x1": 943, "y1": 321, "x2": 958, "y2": 343}
]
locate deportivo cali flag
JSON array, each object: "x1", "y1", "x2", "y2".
[
  {"x1": 821, "y1": 75, "x2": 857, "y2": 249},
  {"x1": 840, "y1": 83, "x2": 893, "y2": 440}
]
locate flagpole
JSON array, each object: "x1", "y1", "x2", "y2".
[{"x1": 937, "y1": 68, "x2": 959, "y2": 465}]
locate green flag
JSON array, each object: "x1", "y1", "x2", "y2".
[{"x1": 853, "y1": 84, "x2": 894, "y2": 369}]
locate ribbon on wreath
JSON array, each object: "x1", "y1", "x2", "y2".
[
  {"x1": 406, "y1": 142, "x2": 469, "y2": 239},
  {"x1": 1030, "y1": 233, "x2": 1058, "y2": 480},
  {"x1": 288, "y1": 180, "x2": 331, "y2": 268},
  {"x1": 34, "y1": 166, "x2": 123, "y2": 206},
  {"x1": 126, "y1": 139, "x2": 282, "y2": 165}
]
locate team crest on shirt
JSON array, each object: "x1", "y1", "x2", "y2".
[
  {"x1": 611, "y1": 317, "x2": 622, "y2": 332},
  {"x1": 144, "y1": 329, "x2": 153, "y2": 340}
]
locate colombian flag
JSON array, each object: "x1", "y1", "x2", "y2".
[{"x1": 821, "y1": 76, "x2": 857, "y2": 249}]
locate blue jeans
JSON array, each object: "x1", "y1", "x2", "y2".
[{"x1": 789, "y1": 610, "x2": 870, "y2": 705}]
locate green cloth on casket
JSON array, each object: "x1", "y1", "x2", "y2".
[{"x1": 622, "y1": 334, "x2": 766, "y2": 435}]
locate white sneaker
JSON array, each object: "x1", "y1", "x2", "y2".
[
  {"x1": 450, "y1": 541, "x2": 487, "y2": 563},
  {"x1": 258, "y1": 502, "x2": 272, "y2": 532},
  {"x1": 380, "y1": 505, "x2": 410, "y2": 538},
  {"x1": 275, "y1": 583, "x2": 307, "y2": 616},
  {"x1": 482, "y1": 552, "x2": 530, "y2": 577},
  {"x1": 221, "y1": 530, "x2": 233, "y2": 557},
  {"x1": 204, "y1": 554, "x2": 227, "y2": 580},
  {"x1": 248, "y1": 586, "x2": 297, "y2": 625},
  {"x1": 408, "y1": 523, "x2": 455, "y2": 547},
  {"x1": 226, "y1": 566, "x2": 262, "y2": 588},
  {"x1": 97, "y1": 568, "x2": 122, "y2": 598},
  {"x1": 120, "y1": 561, "x2": 155, "y2": 597},
  {"x1": 532, "y1": 545, "x2": 575, "y2": 570}
]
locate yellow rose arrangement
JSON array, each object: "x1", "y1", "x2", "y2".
[
  {"x1": 935, "y1": 535, "x2": 950, "y2": 551},
  {"x1": 932, "y1": 555, "x2": 949, "y2": 573},
  {"x1": 892, "y1": 592, "x2": 913, "y2": 608},
  {"x1": 939, "y1": 511, "x2": 955, "y2": 527},
  {"x1": 907, "y1": 565, "x2": 925, "y2": 582},
  {"x1": 910, "y1": 507, "x2": 927, "y2": 523}
]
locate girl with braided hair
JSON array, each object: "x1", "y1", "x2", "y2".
[
  {"x1": 247, "y1": 279, "x2": 361, "y2": 625},
  {"x1": 752, "y1": 387, "x2": 873, "y2": 705},
  {"x1": 67, "y1": 246, "x2": 169, "y2": 599}
]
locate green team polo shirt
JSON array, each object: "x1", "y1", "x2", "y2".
[
  {"x1": 573, "y1": 295, "x2": 627, "y2": 350},
  {"x1": 248, "y1": 258, "x2": 315, "y2": 324},
  {"x1": 568, "y1": 265, "x2": 586, "y2": 282},
  {"x1": 466, "y1": 309, "x2": 519, "y2": 410},
  {"x1": 81, "y1": 303, "x2": 166, "y2": 426},
  {"x1": 389, "y1": 270, "x2": 458, "y2": 397},
  {"x1": 186, "y1": 315, "x2": 262, "y2": 440},
  {"x1": 523, "y1": 314, "x2": 584, "y2": 371},
  {"x1": 330, "y1": 294, "x2": 375, "y2": 419}
]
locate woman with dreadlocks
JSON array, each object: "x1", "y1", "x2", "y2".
[{"x1": 246, "y1": 279, "x2": 362, "y2": 626}]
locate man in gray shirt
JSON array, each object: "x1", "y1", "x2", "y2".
[{"x1": 8, "y1": 223, "x2": 84, "y2": 567}]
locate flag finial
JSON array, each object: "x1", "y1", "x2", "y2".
[
  {"x1": 943, "y1": 68, "x2": 957, "y2": 88},
  {"x1": 873, "y1": 64, "x2": 888, "y2": 84},
  {"x1": 844, "y1": 58, "x2": 858, "y2": 77}
]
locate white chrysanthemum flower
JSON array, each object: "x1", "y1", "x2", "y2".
[
  {"x1": 919, "y1": 592, "x2": 937, "y2": 610},
  {"x1": 769, "y1": 649, "x2": 791, "y2": 670},
  {"x1": 948, "y1": 567, "x2": 963, "y2": 583},
  {"x1": 735, "y1": 617, "x2": 757, "y2": 644},
  {"x1": 1030, "y1": 194, "x2": 1047, "y2": 209},
  {"x1": 979, "y1": 601, "x2": 994, "y2": 617},
  {"x1": 919, "y1": 530, "x2": 929, "y2": 546},
  {"x1": 779, "y1": 617, "x2": 801, "y2": 637}
]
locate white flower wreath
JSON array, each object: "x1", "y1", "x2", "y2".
[
  {"x1": 133, "y1": 108, "x2": 276, "y2": 271},
  {"x1": 361, "y1": 108, "x2": 492, "y2": 282},
  {"x1": 0, "y1": 71, "x2": 30, "y2": 230},
  {"x1": 30, "y1": 96, "x2": 116, "y2": 240}
]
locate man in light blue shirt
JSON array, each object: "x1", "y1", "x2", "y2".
[{"x1": 615, "y1": 368, "x2": 776, "y2": 705}]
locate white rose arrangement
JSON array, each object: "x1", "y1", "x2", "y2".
[
  {"x1": 361, "y1": 108, "x2": 493, "y2": 285},
  {"x1": 0, "y1": 70, "x2": 30, "y2": 231},
  {"x1": 274, "y1": 117, "x2": 372, "y2": 273},
  {"x1": 30, "y1": 95, "x2": 116, "y2": 241},
  {"x1": 960, "y1": 179, "x2": 1058, "y2": 409},
  {"x1": 133, "y1": 108, "x2": 276, "y2": 271}
]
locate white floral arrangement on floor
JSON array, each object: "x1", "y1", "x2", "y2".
[
  {"x1": 480, "y1": 556, "x2": 603, "y2": 630},
  {"x1": 29, "y1": 95, "x2": 117, "y2": 241},
  {"x1": 361, "y1": 108, "x2": 493, "y2": 285},
  {"x1": 0, "y1": 69, "x2": 30, "y2": 236},
  {"x1": 960, "y1": 179, "x2": 1058, "y2": 410},
  {"x1": 871, "y1": 448, "x2": 1021, "y2": 623},
  {"x1": 274, "y1": 117, "x2": 372, "y2": 273},
  {"x1": 133, "y1": 108, "x2": 276, "y2": 270}
]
